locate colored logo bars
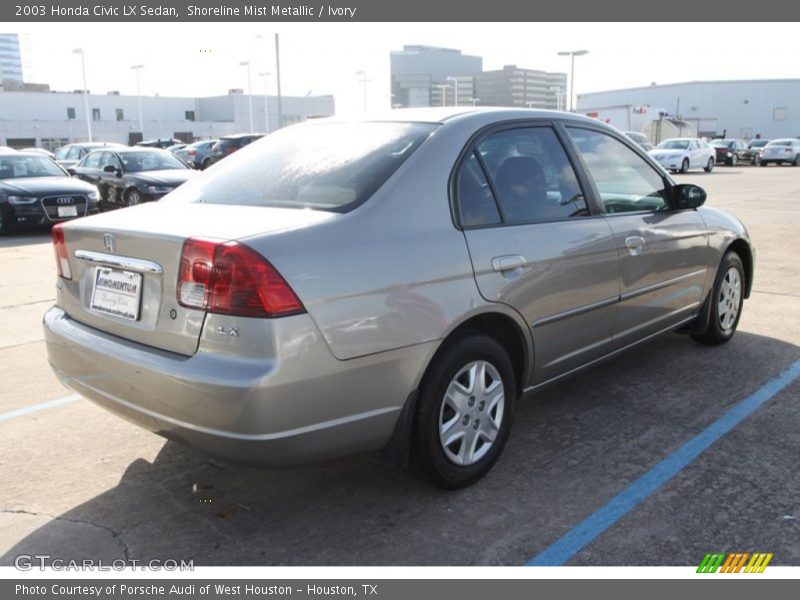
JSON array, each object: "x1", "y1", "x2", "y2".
[{"x1": 697, "y1": 552, "x2": 773, "y2": 573}]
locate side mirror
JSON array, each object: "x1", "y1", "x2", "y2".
[
  {"x1": 103, "y1": 165, "x2": 116, "y2": 173},
  {"x1": 66, "y1": 167, "x2": 76, "y2": 176},
  {"x1": 673, "y1": 183, "x2": 706, "y2": 209}
]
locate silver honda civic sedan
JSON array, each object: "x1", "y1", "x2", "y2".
[{"x1": 44, "y1": 108, "x2": 754, "y2": 488}]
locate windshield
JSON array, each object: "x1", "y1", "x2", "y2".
[
  {"x1": 656, "y1": 140, "x2": 690, "y2": 150},
  {"x1": 710, "y1": 140, "x2": 734, "y2": 148},
  {"x1": 119, "y1": 151, "x2": 187, "y2": 172},
  {"x1": 750, "y1": 140, "x2": 768, "y2": 147},
  {"x1": 0, "y1": 155, "x2": 66, "y2": 179},
  {"x1": 166, "y1": 121, "x2": 437, "y2": 212}
]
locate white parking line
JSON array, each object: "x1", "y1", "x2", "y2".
[{"x1": 0, "y1": 394, "x2": 81, "y2": 422}]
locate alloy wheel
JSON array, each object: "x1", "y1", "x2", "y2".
[
  {"x1": 718, "y1": 267, "x2": 742, "y2": 332},
  {"x1": 438, "y1": 360, "x2": 505, "y2": 466}
]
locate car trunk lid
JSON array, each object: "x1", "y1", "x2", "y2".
[{"x1": 57, "y1": 202, "x2": 334, "y2": 355}]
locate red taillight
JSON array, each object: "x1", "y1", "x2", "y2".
[
  {"x1": 177, "y1": 238, "x2": 304, "y2": 318},
  {"x1": 51, "y1": 223, "x2": 72, "y2": 280},
  {"x1": 187, "y1": 149, "x2": 196, "y2": 156}
]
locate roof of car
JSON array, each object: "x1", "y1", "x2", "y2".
[
  {"x1": 220, "y1": 133, "x2": 265, "y2": 139},
  {"x1": 319, "y1": 106, "x2": 606, "y2": 127},
  {"x1": 72, "y1": 142, "x2": 125, "y2": 148},
  {"x1": 99, "y1": 146, "x2": 173, "y2": 154}
]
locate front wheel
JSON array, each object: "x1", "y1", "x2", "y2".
[
  {"x1": 681, "y1": 158, "x2": 690, "y2": 173},
  {"x1": 125, "y1": 188, "x2": 143, "y2": 207},
  {"x1": 704, "y1": 157, "x2": 714, "y2": 172},
  {"x1": 729, "y1": 154, "x2": 737, "y2": 167},
  {"x1": 753, "y1": 154, "x2": 760, "y2": 166},
  {"x1": 413, "y1": 334, "x2": 516, "y2": 489},
  {"x1": 692, "y1": 251, "x2": 745, "y2": 346}
]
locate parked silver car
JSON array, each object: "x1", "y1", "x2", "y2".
[
  {"x1": 44, "y1": 108, "x2": 754, "y2": 488},
  {"x1": 759, "y1": 138, "x2": 800, "y2": 166}
]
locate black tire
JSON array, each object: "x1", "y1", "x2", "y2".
[
  {"x1": 681, "y1": 158, "x2": 690, "y2": 173},
  {"x1": 729, "y1": 154, "x2": 737, "y2": 167},
  {"x1": 413, "y1": 333, "x2": 516, "y2": 489},
  {"x1": 704, "y1": 158, "x2": 714, "y2": 173},
  {"x1": 0, "y1": 207, "x2": 10, "y2": 236},
  {"x1": 760, "y1": 161, "x2": 768, "y2": 167},
  {"x1": 125, "y1": 188, "x2": 142, "y2": 207},
  {"x1": 752, "y1": 154, "x2": 760, "y2": 166},
  {"x1": 793, "y1": 154, "x2": 800, "y2": 166},
  {"x1": 202, "y1": 158, "x2": 211, "y2": 170},
  {"x1": 691, "y1": 251, "x2": 745, "y2": 346}
]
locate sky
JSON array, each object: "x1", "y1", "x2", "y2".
[{"x1": 7, "y1": 22, "x2": 800, "y2": 115}]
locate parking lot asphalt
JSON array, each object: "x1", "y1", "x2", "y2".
[{"x1": 1, "y1": 165, "x2": 798, "y2": 567}]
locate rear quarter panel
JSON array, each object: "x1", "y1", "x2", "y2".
[{"x1": 240, "y1": 121, "x2": 499, "y2": 362}]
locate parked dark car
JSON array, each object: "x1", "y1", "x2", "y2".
[
  {"x1": 53, "y1": 142, "x2": 126, "y2": 170},
  {"x1": 173, "y1": 139, "x2": 218, "y2": 169},
  {"x1": 135, "y1": 138, "x2": 185, "y2": 149},
  {"x1": 709, "y1": 139, "x2": 758, "y2": 166},
  {"x1": 0, "y1": 151, "x2": 99, "y2": 234},
  {"x1": 208, "y1": 133, "x2": 265, "y2": 165},
  {"x1": 71, "y1": 147, "x2": 197, "y2": 207}
]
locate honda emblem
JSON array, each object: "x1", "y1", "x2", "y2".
[{"x1": 103, "y1": 233, "x2": 115, "y2": 254}]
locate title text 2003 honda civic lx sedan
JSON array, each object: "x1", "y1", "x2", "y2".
[{"x1": 44, "y1": 108, "x2": 754, "y2": 488}]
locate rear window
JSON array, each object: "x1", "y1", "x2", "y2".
[
  {"x1": 167, "y1": 122, "x2": 437, "y2": 212},
  {"x1": 766, "y1": 140, "x2": 793, "y2": 147},
  {"x1": 216, "y1": 138, "x2": 243, "y2": 150}
]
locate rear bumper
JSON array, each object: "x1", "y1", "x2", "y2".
[{"x1": 44, "y1": 306, "x2": 433, "y2": 465}]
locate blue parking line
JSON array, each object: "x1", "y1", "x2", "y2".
[
  {"x1": 528, "y1": 358, "x2": 800, "y2": 566},
  {"x1": 0, "y1": 394, "x2": 81, "y2": 422}
]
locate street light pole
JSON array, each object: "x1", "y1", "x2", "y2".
[
  {"x1": 239, "y1": 61, "x2": 253, "y2": 132},
  {"x1": 548, "y1": 85, "x2": 565, "y2": 111},
  {"x1": 446, "y1": 76, "x2": 459, "y2": 106},
  {"x1": 274, "y1": 33, "x2": 283, "y2": 130},
  {"x1": 258, "y1": 71, "x2": 271, "y2": 132},
  {"x1": 557, "y1": 49, "x2": 589, "y2": 112},
  {"x1": 433, "y1": 84, "x2": 448, "y2": 107},
  {"x1": 130, "y1": 64, "x2": 144, "y2": 136},
  {"x1": 72, "y1": 48, "x2": 92, "y2": 142},
  {"x1": 355, "y1": 70, "x2": 369, "y2": 112}
]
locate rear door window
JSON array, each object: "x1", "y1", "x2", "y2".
[{"x1": 469, "y1": 126, "x2": 588, "y2": 225}]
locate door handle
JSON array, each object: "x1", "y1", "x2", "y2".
[
  {"x1": 492, "y1": 255, "x2": 527, "y2": 272},
  {"x1": 625, "y1": 236, "x2": 646, "y2": 254}
]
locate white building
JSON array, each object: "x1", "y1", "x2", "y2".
[
  {"x1": 0, "y1": 88, "x2": 335, "y2": 149},
  {"x1": 577, "y1": 79, "x2": 800, "y2": 140}
]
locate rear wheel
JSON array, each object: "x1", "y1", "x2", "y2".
[
  {"x1": 692, "y1": 251, "x2": 745, "y2": 346},
  {"x1": 793, "y1": 154, "x2": 800, "y2": 166},
  {"x1": 761, "y1": 161, "x2": 768, "y2": 167},
  {"x1": 0, "y1": 208, "x2": 10, "y2": 236},
  {"x1": 704, "y1": 157, "x2": 714, "y2": 172},
  {"x1": 729, "y1": 154, "x2": 737, "y2": 167},
  {"x1": 413, "y1": 334, "x2": 516, "y2": 489},
  {"x1": 753, "y1": 154, "x2": 760, "y2": 166},
  {"x1": 681, "y1": 158, "x2": 690, "y2": 173},
  {"x1": 202, "y1": 158, "x2": 211, "y2": 170}
]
